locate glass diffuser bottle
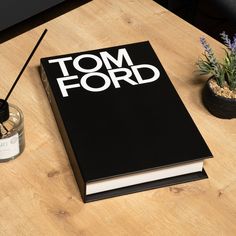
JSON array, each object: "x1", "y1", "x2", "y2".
[{"x1": 0, "y1": 99, "x2": 25, "y2": 162}]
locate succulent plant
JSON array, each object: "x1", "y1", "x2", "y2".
[{"x1": 197, "y1": 32, "x2": 236, "y2": 91}]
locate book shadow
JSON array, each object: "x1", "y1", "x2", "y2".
[{"x1": 33, "y1": 65, "x2": 84, "y2": 203}]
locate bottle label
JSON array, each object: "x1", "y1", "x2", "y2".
[{"x1": 0, "y1": 133, "x2": 20, "y2": 160}]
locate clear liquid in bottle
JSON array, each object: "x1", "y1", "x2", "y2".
[{"x1": 0, "y1": 100, "x2": 25, "y2": 162}]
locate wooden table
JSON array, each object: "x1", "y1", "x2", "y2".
[{"x1": 1, "y1": 0, "x2": 236, "y2": 235}]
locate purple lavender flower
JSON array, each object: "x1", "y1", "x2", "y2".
[
  {"x1": 220, "y1": 32, "x2": 232, "y2": 49},
  {"x1": 232, "y1": 34, "x2": 236, "y2": 53},
  {"x1": 198, "y1": 32, "x2": 236, "y2": 90},
  {"x1": 220, "y1": 31, "x2": 236, "y2": 53},
  {"x1": 200, "y1": 36, "x2": 217, "y2": 65}
]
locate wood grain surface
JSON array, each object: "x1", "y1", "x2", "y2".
[{"x1": 0, "y1": 0, "x2": 236, "y2": 235}]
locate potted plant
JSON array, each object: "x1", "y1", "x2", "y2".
[{"x1": 197, "y1": 32, "x2": 236, "y2": 119}]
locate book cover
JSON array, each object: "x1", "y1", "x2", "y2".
[{"x1": 40, "y1": 41, "x2": 212, "y2": 202}]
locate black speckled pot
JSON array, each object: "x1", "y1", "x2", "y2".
[{"x1": 202, "y1": 78, "x2": 236, "y2": 119}]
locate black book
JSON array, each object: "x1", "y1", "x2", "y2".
[{"x1": 40, "y1": 41, "x2": 212, "y2": 202}]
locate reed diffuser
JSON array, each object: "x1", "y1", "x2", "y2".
[{"x1": 0, "y1": 29, "x2": 47, "y2": 162}]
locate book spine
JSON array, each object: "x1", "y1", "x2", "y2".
[{"x1": 40, "y1": 62, "x2": 86, "y2": 202}]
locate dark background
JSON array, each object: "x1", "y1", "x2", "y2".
[
  {"x1": 155, "y1": 0, "x2": 236, "y2": 42},
  {"x1": 0, "y1": 0, "x2": 90, "y2": 43}
]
